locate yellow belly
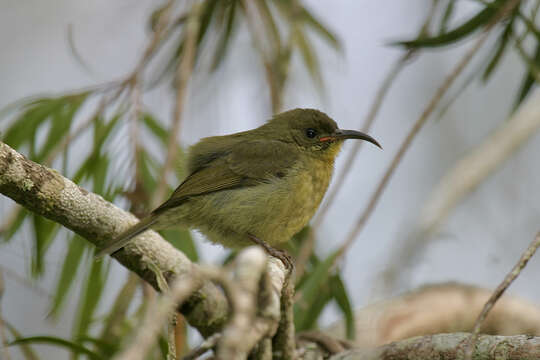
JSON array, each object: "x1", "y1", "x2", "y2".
[{"x1": 157, "y1": 158, "x2": 334, "y2": 249}]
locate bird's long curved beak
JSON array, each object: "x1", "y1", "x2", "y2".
[{"x1": 321, "y1": 129, "x2": 382, "y2": 149}]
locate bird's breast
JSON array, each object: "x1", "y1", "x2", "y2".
[
  {"x1": 276, "y1": 158, "x2": 334, "y2": 239},
  {"x1": 174, "y1": 158, "x2": 335, "y2": 248}
]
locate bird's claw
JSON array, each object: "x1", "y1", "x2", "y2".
[{"x1": 247, "y1": 234, "x2": 295, "y2": 273}]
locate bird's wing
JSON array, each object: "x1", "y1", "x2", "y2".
[{"x1": 152, "y1": 140, "x2": 298, "y2": 214}]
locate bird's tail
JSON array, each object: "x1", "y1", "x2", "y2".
[{"x1": 95, "y1": 216, "x2": 157, "y2": 258}]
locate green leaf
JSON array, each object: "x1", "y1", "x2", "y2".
[
  {"x1": 197, "y1": 0, "x2": 220, "y2": 46},
  {"x1": 158, "y1": 334, "x2": 169, "y2": 360},
  {"x1": 439, "y1": 0, "x2": 456, "y2": 34},
  {"x1": 9, "y1": 336, "x2": 102, "y2": 360},
  {"x1": 482, "y1": 18, "x2": 514, "y2": 81},
  {"x1": 78, "y1": 335, "x2": 118, "y2": 355},
  {"x1": 255, "y1": 0, "x2": 281, "y2": 51},
  {"x1": 140, "y1": 151, "x2": 158, "y2": 193},
  {"x1": 31, "y1": 214, "x2": 59, "y2": 276},
  {"x1": 295, "y1": 283, "x2": 332, "y2": 331},
  {"x1": 94, "y1": 112, "x2": 122, "y2": 151},
  {"x1": 211, "y1": 0, "x2": 238, "y2": 70},
  {"x1": 2, "y1": 98, "x2": 64, "y2": 150},
  {"x1": 36, "y1": 93, "x2": 88, "y2": 163},
  {"x1": 49, "y1": 235, "x2": 87, "y2": 317},
  {"x1": 142, "y1": 112, "x2": 168, "y2": 144},
  {"x1": 294, "y1": 251, "x2": 338, "y2": 330},
  {"x1": 151, "y1": 0, "x2": 217, "y2": 86},
  {"x1": 74, "y1": 257, "x2": 107, "y2": 343},
  {"x1": 72, "y1": 155, "x2": 93, "y2": 184},
  {"x1": 515, "y1": 41, "x2": 540, "y2": 107},
  {"x1": 330, "y1": 274, "x2": 355, "y2": 339},
  {"x1": 395, "y1": 0, "x2": 506, "y2": 48},
  {"x1": 516, "y1": 9, "x2": 540, "y2": 42},
  {"x1": 100, "y1": 273, "x2": 139, "y2": 344},
  {"x1": 0, "y1": 207, "x2": 28, "y2": 242},
  {"x1": 159, "y1": 229, "x2": 198, "y2": 261},
  {"x1": 300, "y1": 6, "x2": 341, "y2": 51},
  {"x1": 4, "y1": 320, "x2": 39, "y2": 360},
  {"x1": 293, "y1": 27, "x2": 323, "y2": 90},
  {"x1": 92, "y1": 154, "x2": 110, "y2": 195}
]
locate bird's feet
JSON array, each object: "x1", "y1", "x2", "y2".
[{"x1": 247, "y1": 234, "x2": 294, "y2": 273}]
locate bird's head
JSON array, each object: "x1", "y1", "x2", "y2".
[{"x1": 262, "y1": 108, "x2": 381, "y2": 159}]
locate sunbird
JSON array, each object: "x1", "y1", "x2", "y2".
[{"x1": 96, "y1": 108, "x2": 380, "y2": 266}]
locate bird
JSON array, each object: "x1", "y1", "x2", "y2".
[{"x1": 96, "y1": 108, "x2": 380, "y2": 267}]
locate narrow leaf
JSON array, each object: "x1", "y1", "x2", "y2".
[
  {"x1": 330, "y1": 274, "x2": 356, "y2": 339},
  {"x1": 439, "y1": 0, "x2": 456, "y2": 34},
  {"x1": 295, "y1": 284, "x2": 332, "y2": 331},
  {"x1": 100, "y1": 273, "x2": 139, "y2": 343},
  {"x1": 49, "y1": 235, "x2": 87, "y2": 317},
  {"x1": 142, "y1": 113, "x2": 168, "y2": 144},
  {"x1": 2, "y1": 98, "x2": 63, "y2": 150},
  {"x1": 9, "y1": 336, "x2": 102, "y2": 360},
  {"x1": 94, "y1": 112, "x2": 122, "y2": 151},
  {"x1": 482, "y1": 18, "x2": 514, "y2": 81},
  {"x1": 293, "y1": 28, "x2": 323, "y2": 90},
  {"x1": 160, "y1": 229, "x2": 198, "y2": 261},
  {"x1": 31, "y1": 214, "x2": 59, "y2": 276},
  {"x1": 36, "y1": 93, "x2": 88, "y2": 163},
  {"x1": 92, "y1": 154, "x2": 110, "y2": 195},
  {"x1": 294, "y1": 251, "x2": 338, "y2": 330},
  {"x1": 395, "y1": 0, "x2": 506, "y2": 48},
  {"x1": 255, "y1": 0, "x2": 281, "y2": 51},
  {"x1": 4, "y1": 320, "x2": 39, "y2": 360},
  {"x1": 301, "y1": 6, "x2": 341, "y2": 51},
  {"x1": 211, "y1": 0, "x2": 238, "y2": 70},
  {"x1": 78, "y1": 335, "x2": 118, "y2": 355},
  {"x1": 515, "y1": 41, "x2": 540, "y2": 107},
  {"x1": 74, "y1": 258, "x2": 107, "y2": 342},
  {"x1": 1, "y1": 207, "x2": 28, "y2": 242}
]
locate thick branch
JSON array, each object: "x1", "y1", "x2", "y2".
[
  {"x1": 327, "y1": 333, "x2": 540, "y2": 360},
  {"x1": 0, "y1": 141, "x2": 233, "y2": 336}
]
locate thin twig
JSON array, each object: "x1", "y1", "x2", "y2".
[
  {"x1": 336, "y1": 0, "x2": 521, "y2": 259},
  {"x1": 133, "y1": 0, "x2": 176, "y2": 76},
  {"x1": 465, "y1": 232, "x2": 540, "y2": 359},
  {"x1": 153, "y1": 1, "x2": 201, "y2": 207},
  {"x1": 167, "y1": 313, "x2": 177, "y2": 360},
  {"x1": 129, "y1": 81, "x2": 144, "y2": 195}
]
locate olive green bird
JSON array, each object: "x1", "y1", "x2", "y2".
[{"x1": 96, "y1": 108, "x2": 380, "y2": 263}]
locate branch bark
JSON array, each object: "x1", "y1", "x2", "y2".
[
  {"x1": 327, "y1": 333, "x2": 540, "y2": 360},
  {"x1": 0, "y1": 140, "x2": 273, "y2": 337}
]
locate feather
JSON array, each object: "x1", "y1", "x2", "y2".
[{"x1": 95, "y1": 216, "x2": 157, "y2": 258}]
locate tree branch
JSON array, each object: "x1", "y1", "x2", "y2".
[
  {"x1": 327, "y1": 333, "x2": 540, "y2": 360},
  {"x1": 0, "y1": 140, "x2": 287, "y2": 337}
]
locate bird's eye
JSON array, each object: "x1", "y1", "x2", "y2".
[{"x1": 305, "y1": 128, "x2": 317, "y2": 138}]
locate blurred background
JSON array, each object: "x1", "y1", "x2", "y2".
[{"x1": 2, "y1": 0, "x2": 540, "y2": 359}]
